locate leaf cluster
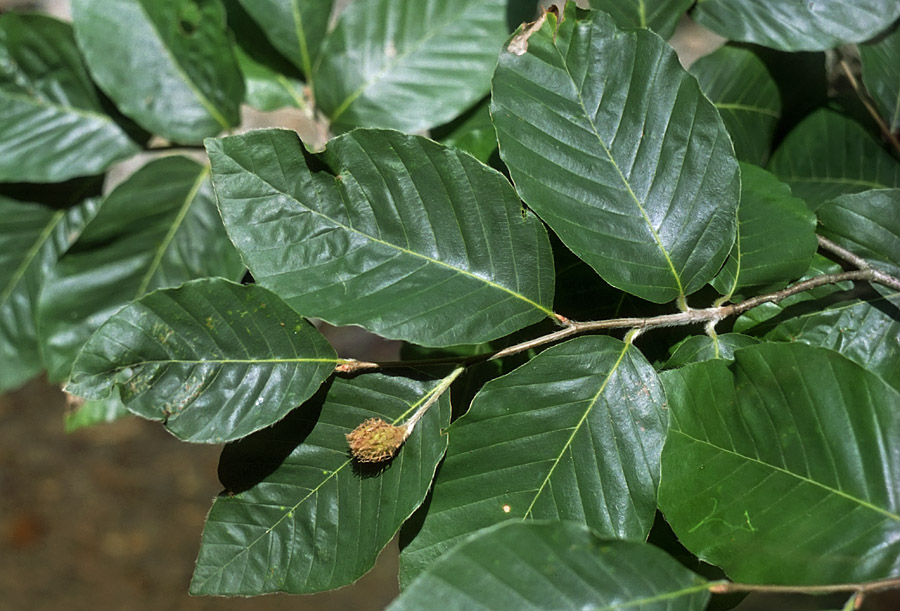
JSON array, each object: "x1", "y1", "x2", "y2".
[{"x1": 2, "y1": 0, "x2": 900, "y2": 608}]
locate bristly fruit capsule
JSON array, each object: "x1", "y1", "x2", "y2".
[{"x1": 346, "y1": 418, "x2": 407, "y2": 463}]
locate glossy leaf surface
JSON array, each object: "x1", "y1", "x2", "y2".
[
  {"x1": 689, "y1": 46, "x2": 781, "y2": 165},
  {"x1": 660, "y1": 343, "x2": 900, "y2": 584},
  {"x1": 818, "y1": 189, "x2": 900, "y2": 278},
  {"x1": 591, "y1": 0, "x2": 693, "y2": 40},
  {"x1": 711, "y1": 164, "x2": 817, "y2": 299},
  {"x1": 207, "y1": 128, "x2": 555, "y2": 347},
  {"x1": 71, "y1": 0, "x2": 244, "y2": 143},
  {"x1": 0, "y1": 14, "x2": 138, "y2": 182},
  {"x1": 39, "y1": 156, "x2": 244, "y2": 382},
  {"x1": 236, "y1": 0, "x2": 333, "y2": 80},
  {"x1": 191, "y1": 373, "x2": 451, "y2": 594},
  {"x1": 68, "y1": 279, "x2": 338, "y2": 443},
  {"x1": 0, "y1": 198, "x2": 96, "y2": 391},
  {"x1": 663, "y1": 333, "x2": 759, "y2": 369},
  {"x1": 315, "y1": 0, "x2": 519, "y2": 132},
  {"x1": 860, "y1": 25, "x2": 900, "y2": 132},
  {"x1": 492, "y1": 5, "x2": 740, "y2": 304},
  {"x1": 400, "y1": 336, "x2": 667, "y2": 585},
  {"x1": 691, "y1": 0, "x2": 900, "y2": 51},
  {"x1": 393, "y1": 522, "x2": 710, "y2": 611},
  {"x1": 768, "y1": 109, "x2": 900, "y2": 209},
  {"x1": 762, "y1": 296, "x2": 900, "y2": 393}
]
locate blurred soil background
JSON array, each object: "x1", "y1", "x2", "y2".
[{"x1": 2, "y1": 1, "x2": 895, "y2": 610}]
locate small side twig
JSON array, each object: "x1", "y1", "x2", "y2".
[
  {"x1": 709, "y1": 574, "x2": 900, "y2": 601},
  {"x1": 839, "y1": 58, "x2": 900, "y2": 156},
  {"x1": 818, "y1": 234, "x2": 900, "y2": 293}
]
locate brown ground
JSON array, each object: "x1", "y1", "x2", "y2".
[{"x1": 0, "y1": 378, "x2": 398, "y2": 611}]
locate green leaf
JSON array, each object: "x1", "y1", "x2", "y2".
[
  {"x1": 663, "y1": 333, "x2": 759, "y2": 369},
  {"x1": 190, "y1": 372, "x2": 451, "y2": 594},
  {"x1": 67, "y1": 279, "x2": 338, "y2": 444},
  {"x1": 0, "y1": 197, "x2": 97, "y2": 392},
  {"x1": 691, "y1": 0, "x2": 900, "y2": 51},
  {"x1": 207, "y1": 128, "x2": 556, "y2": 347},
  {"x1": 762, "y1": 296, "x2": 900, "y2": 394},
  {"x1": 592, "y1": 0, "x2": 693, "y2": 40},
  {"x1": 659, "y1": 343, "x2": 900, "y2": 584},
  {"x1": 71, "y1": 0, "x2": 244, "y2": 144},
  {"x1": 399, "y1": 336, "x2": 667, "y2": 585},
  {"x1": 689, "y1": 46, "x2": 781, "y2": 166},
  {"x1": 0, "y1": 14, "x2": 139, "y2": 182},
  {"x1": 732, "y1": 254, "x2": 854, "y2": 333},
  {"x1": 38, "y1": 156, "x2": 245, "y2": 382},
  {"x1": 768, "y1": 109, "x2": 900, "y2": 210},
  {"x1": 711, "y1": 164, "x2": 817, "y2": 299},
  {"x1": 818, "y1": 189, "x2": 900, "y2": 278},
  {"x1": 492, "y1": 5, "x2": 740, "y2": 304},
  {"x1": 224, "y1": 0, "x2": 307, "y2": 112},
  {"x1": 315, "y1": 0, "x2": 518, "y2": 132},
  {"x1": 236, "y1": 0, "x2": 333, "y2": 82},
  {"x1": 234, "y1": 45, "x2": 306, "y2": 112},
  {"x1": 860, "y1": 24, "x2": 900, "y2": 132},
  {"x1": 393, "y1": 522, "x2": 710, "y2": 611}
]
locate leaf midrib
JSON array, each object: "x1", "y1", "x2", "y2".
[
  {"x1": 595, "y1": 580, "x2": 710, "y2": 610},
  {"x1": 328, "y1": 0, "x2": 479, "y2": 123},
  {"x1": 134, "y1": 0, "x2": 230, "y2": 130},
  {"x1": 673, "y1": 429, "x2": 900, "y2": 522},
  {"x1": 715, "y1": 102, "x2": 780, "y2": 118},
  {"x1": 0, "y1": 88, "x2": 124, "y2": 126},
  {"x1": 134, "y1": 166, "x2": 210, "y2": 297},
  {"x1": 523, "y1": 343, "x2": 630, "y2": 519},
  {"x1": 91, "y1": 357, "x2": 344, "y2": 381},
  {"x1": 226, "y1": 152, "x2": 555, "y2": 318},
  {"x1": 0, "y1": 209, "x2": 64, "y2": 309},
  {"x1": 550, "y1": 32, "x2": 685, "y2": 298}
]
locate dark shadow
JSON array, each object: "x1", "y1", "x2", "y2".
[
  {"x1": 737, "y1": 44, "x2": 828, "y2": 150},
  {"x1": 0, "y1": 175, "x2": 104, "y2": 208},
  {"x1": 506, "y1": 0, "x2": 541, "y2": 31},
  {"x1": 217, "y1": 378, "x2": 333, "y2": 494},
  {"x1": 397, "y1": 460, "x2": 440, "y2": 552},
  {"x1": 738, "y1": 286, "x2": 879, "y2": 338},
  {"x1": 350, "y1": 454, "x2": 396, "y2": 479},
  {"x1": 429, "y1": 96, "x2": 490, "y2": 141},
  {"x1": 221, "y1": 0, "x2": 308, "y2": 79}
]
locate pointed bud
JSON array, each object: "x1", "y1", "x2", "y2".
[{"x1": 346, "y1": 418, "x2": 407, "y2": 463}]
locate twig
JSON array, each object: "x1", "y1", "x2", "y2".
[
  {"x1": 839, "y1": 59, "x2": 900, "y2": 156},
  {"x1": 709, "y1": 575, "x2": 900, "y2": 598},
  {"x1": 336, "y1": 264, "x2": 900, "y2": 374},
  {"x1": 401, "y1": 367, "x2": 464, "y2": 434},
  {"x1": 818, "y1": 234, "x2": 900, "y2": 292}
]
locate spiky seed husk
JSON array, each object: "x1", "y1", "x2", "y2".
[{"x1": 346, "y1": 418, "x2": 407, "y2": 463}]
